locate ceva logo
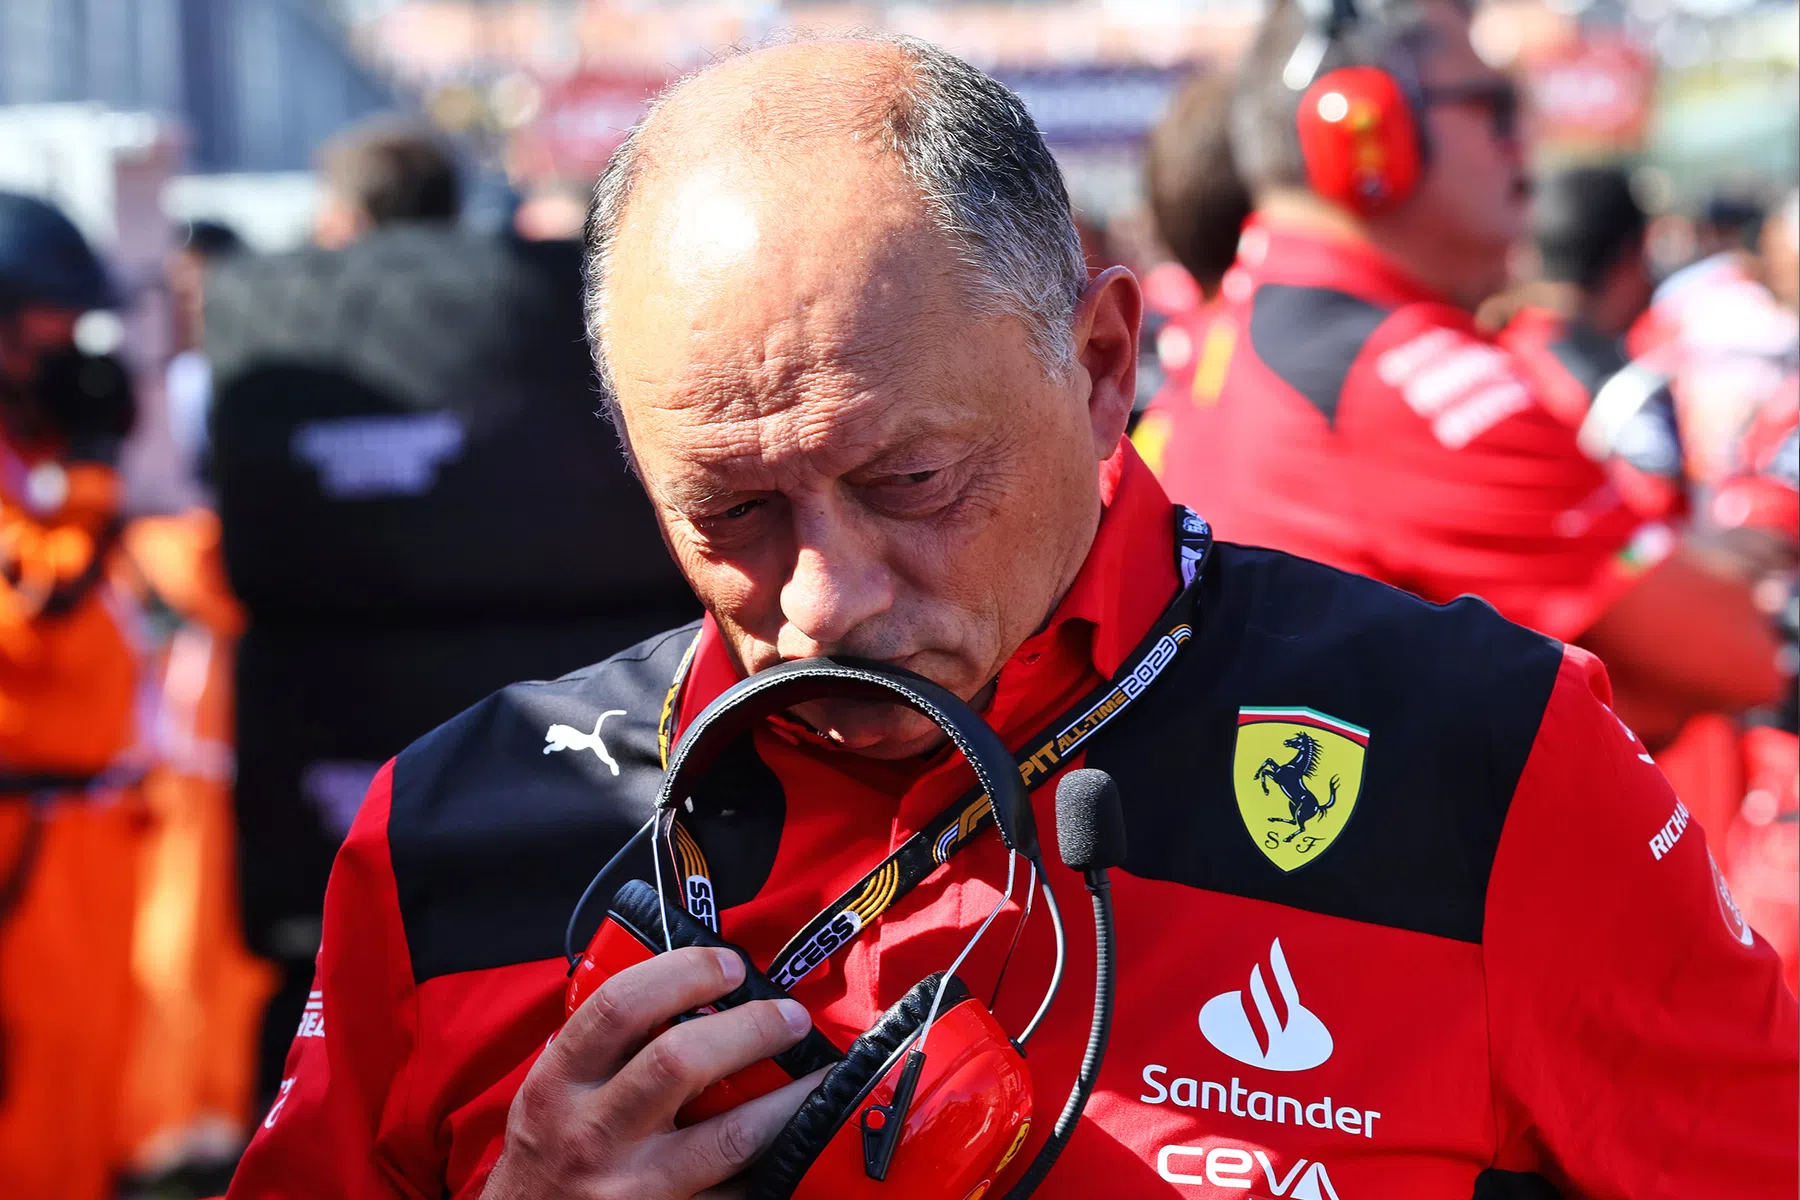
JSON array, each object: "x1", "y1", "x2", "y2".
[
  {"x1": 1199, "y1": 938, "x2": 1332, "y2": 1072},
  {"x1": 1156, "y1": 1146, "x2": 1342, "y2": 1199}
]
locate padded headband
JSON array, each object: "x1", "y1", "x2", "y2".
[{"x1": 657, "y1": 657, "x2": 1039, "y2": 860}]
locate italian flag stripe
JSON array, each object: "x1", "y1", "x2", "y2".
[{"x1": 1237, "y1": 706, "x2": 1370, "y2": 745}]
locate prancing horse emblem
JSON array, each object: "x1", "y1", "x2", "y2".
[
  {"x1": 1254, "y1": 731, "x2": 1340, "y2": 843},
  {"x1": 1232, "y1": 707, "x2": 1369, "y2": 873},
  {"x1": 544, "y1": 710, "x2": 627, "y2": 776}
]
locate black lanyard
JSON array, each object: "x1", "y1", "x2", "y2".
[{"x1": 657, "y1": 505, "x2": 1213, "y2": 990}]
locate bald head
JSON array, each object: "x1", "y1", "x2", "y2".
[
  {"x1": 619, "y1": 38, "x2": 924, "y2": 165},
  {"x1": 584, "y1": 34, "x2": 1086, "y2": 431}
]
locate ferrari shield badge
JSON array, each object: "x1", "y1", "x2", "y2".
[{"x1": 1233, "y1": 707, "x2": 1369, "y2": 872}]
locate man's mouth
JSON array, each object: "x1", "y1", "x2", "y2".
[
  {"x1": 779, "y1": 649, "x2": 927, "y2": 678},
  {"x1": 790, "y1": 694, "x2": 938, "y2": 750}
]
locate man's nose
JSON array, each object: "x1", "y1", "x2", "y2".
[{"x1": 777, "y1": 510, "x2": 894, "y2": 657}]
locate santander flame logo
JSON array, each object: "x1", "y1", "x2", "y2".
[{"x1": 1198, "y1": 938, "x2": 1333, "y2": 1072}]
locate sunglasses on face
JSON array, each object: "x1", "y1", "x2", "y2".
[{"x1": 1418, "y1": 80, "x2": 1521, "y2": 143}]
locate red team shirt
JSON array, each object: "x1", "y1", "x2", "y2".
[
  {"x1": 1143, "y1": 219, "x2": 1665, "y2": 643},
  {"x1": 226, "y1": 445, "x2": 1796, "y2": 1200}
]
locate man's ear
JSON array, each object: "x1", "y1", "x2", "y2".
[{"x1": 1072, "y1": 265, "x2": 1143, "y2": 458}]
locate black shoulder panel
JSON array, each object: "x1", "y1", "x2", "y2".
[
  {"x1": 388, "y1": 621, "x2": 785, "y2": 983},
  {"x1": 1544, "y1": 322, "x2": 1627, "y2": 399},
  {"x1": 1247, "y1": 283, "x2": 1392, "y2": 425},
  {"x1": 1085, "y1": 543, "x2": 1563, "y2": 944}
]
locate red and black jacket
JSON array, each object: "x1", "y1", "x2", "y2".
[
  {"x1": 1146, "y1": 220, "x2": 1665, "y2": 646},
  {"x1": 229, "y1": 447, "x2": 1797, "y2": 1199}
]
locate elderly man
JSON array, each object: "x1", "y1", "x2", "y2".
[{"x1": 227, "y1": 34, "x2": 1796, "y2": 1200}]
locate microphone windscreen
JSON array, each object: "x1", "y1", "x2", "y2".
[{"x1": 1055, "y1": 768, "x2": 1127, "y2": 873}]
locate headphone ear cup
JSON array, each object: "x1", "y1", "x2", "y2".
[
  {"x1": 747, "y1": 973, "x2": 971, "y2": 1200},
  {"x1": 1296, "y1": 65, "x2": 1422, "y2": 216}
]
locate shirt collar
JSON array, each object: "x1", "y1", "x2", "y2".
[
  {"x1": 1236, "y1": 212, "x2": 1445, "y2": 309},
  {"x1": 674, "y1": 439, "x2": 1178, "y2": 736}
]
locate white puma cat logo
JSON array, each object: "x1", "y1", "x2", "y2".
[{"x1": 542, "y1": 710, "x2": 627, "y2": 776}]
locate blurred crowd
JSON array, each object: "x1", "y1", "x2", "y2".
[
  {"x1": 0, "y1": 6, "x2": 1794, "y2": 1197},
  {"x1": 0, "y1": 119, "x2": 696, "y2": 1199}
]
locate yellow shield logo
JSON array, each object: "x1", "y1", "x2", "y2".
[{"x1": 1233, "y1": 707, "x2": 1369, "y2": 873}]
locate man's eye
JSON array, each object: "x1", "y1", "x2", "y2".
[
  {"x1": 863, "y1": 467, "x2": 955, "y2": 516},
  {"x1": 719, "y1": 499, "x2": 765, "y2": 520}
]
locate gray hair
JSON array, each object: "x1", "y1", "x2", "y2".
[
  {"x1": 582, "y1": 32, "x2": 1087, "y2": 432},
  {"x1": 1230, "y1": 0, "x2": 1432, "y2": 196}
]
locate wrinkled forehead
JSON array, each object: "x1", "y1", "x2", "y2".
[
  {"x1": 620, "y1": 282, "x2": 993, "y2": 498},
  {"x1": 604, "y1": 149, "x2": 991, "y2": 476}
]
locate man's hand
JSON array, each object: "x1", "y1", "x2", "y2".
[{"x1": 482, "y1": 946, "x2": 820, "y2": 1200}]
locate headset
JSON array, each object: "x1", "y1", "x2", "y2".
[
  {"x1": 562, "y1": 657, "x2": 1125, "y2": 1200},
  {"x1": 1287, "y1": 0, "x2": 1426, "y2": 217}
]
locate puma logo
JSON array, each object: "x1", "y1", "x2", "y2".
[{"x1": 543, "y1": 710, "x2": 627, "y2": 776}]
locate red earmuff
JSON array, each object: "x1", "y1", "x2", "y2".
[
  {"x1": 565, "y1": 907, "x2": 800, "y2": 1123},
  {"x1": 749, "y1": 973, "x2": 1032, "y2": 1200},
  {"x1": 566, "y1": 880, "x2": 1033, "y2": 1198},
  {"x1": 1296, "y1": 64, "x2": 1422, "y2": 217},
  {"x1": 560, "y1": 657, "x2": 1105, "y2": 1200}
]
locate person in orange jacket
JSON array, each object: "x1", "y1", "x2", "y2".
[
  {"x1": 0, "y1": 192, "x2": 146, "y2": 1200},
  {"x1": 116, "y1": 507, "x2": 275, "y2": 1194}
]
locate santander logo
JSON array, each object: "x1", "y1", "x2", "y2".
[{"x1": 1199, "y1": 938, "x2": 1333, "y2": 1072}]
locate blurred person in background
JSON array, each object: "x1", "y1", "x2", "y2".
[
  {"x1": 1134, "y1": 69, "x2": 1255, "y2": 470},
  {"x1": 0, "y1": 192, "x2": 144, "y2": 1200},
  {"x1": 1761, "y1": 192, "x2": 1800, "y2": 314},
  {"x1": 214, "y1": 110, "x2": 696, "y2": 1123},
  {"x1": 115, "y1": 501, "x2": 272, "y2": 1199},
  {"x1": 1495, "y1": 167, "x2": 1799, "y2": 988},
  {"x1": 1486, "y1": 164, "x2": 1685, "y2": 522},
  {"x1": 312, "y1": 116, "x2": 462, "y2": 249},
  {"x1": 1631, "y1": 188, "x2": 1798, "y2": 490},
  {"x1": 231, "y1": 115, "x2": 471, "y2": 1112},
  {"x1": 1698, "y1": 191, "x2": 1769, "y2": 262},
  {"x1": 1144, "y1": 70, "x2": 1255, "y2": 307},
  {"x1": 1511, "y1": 164, "x2": 1655, "y2": 344},
  {"x1": 1148, "y1": 0, "x2": 1787, "y2": 754},
  {"x1": 110, "y1": 213, "x2": 273, "y2": 1197},
  {"x1": 165, "y1": 219, "x2": 246, "y2": 492},
  {"x1": 1702, "y1": 193, "x2": 1800, "y2": 993}
]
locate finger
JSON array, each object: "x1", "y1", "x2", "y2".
[
  {"x1": 600, "y1": 997, "x2": 813, "y2": 1135},
  {"x1": 544, "y1": 946, "x2": 746, "y2": 1088},
  {"x1": 674, "y1": 1068, "x2": 829, "y2": 1197}
]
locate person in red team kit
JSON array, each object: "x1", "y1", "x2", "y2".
[
  {"x1": 228, "y1": 32, "x2": 1796, "y2": 1200},
  {"x1": 1148, "y1": 0, "x2": 1787, "y2": 753},
  {"x1": 1134, "y1": 70, "x2": 1256, "y2": 477}
]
